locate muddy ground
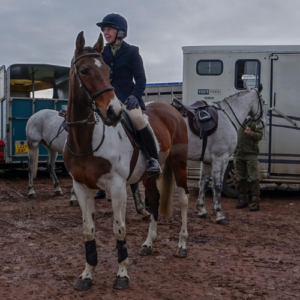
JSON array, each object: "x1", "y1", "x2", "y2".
[{"x1": 0, "y1": 169, "x2": 300, "y2": 300}]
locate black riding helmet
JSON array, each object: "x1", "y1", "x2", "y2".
[{"x1": 96, "y1": 13, "x2": 128, "y2": 38}]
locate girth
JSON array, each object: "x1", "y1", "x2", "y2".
[
  {"x1": 172, "y1": 98, "x2": 219, "y2": 161},
  {"x1": 120, "y1": 111, "x2": 141, "y2": 180}
]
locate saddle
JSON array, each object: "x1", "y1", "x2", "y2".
[
  {"x1": 172, "y1": 98, "x2": 219, "y2": 161},
  {"x1": 58, "y1": 105, "x2": 69, "y2": 132}
]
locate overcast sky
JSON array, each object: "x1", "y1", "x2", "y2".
[{"x1": 1, "y1": 0, "x2": 300, "y2": 83}]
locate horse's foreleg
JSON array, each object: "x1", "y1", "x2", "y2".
[
  {"x1": 110, "y1": 176, "x2": 129, "y2": 290},
  {"x1": 130, "y1": 182, "x2": 150, "y2": 220},
  {"x1": 139, "y1": 177, "x2": 159, "y2": 256},
  {"x1": 27, "y1": 146, "x2": 38, "y2": 198},
  {"x1": 69, "y1": 187, "x2": 78, "y2": 206},
  {"x1": 211, "y1": 160, "x2": 228, "y2": 225},
  {"x1": 197, "y1": 162, "x2": 211, "y2": 218},
  {"x1": 73, "y1": 182, "x2": 97, "y2": 291},
  {"x1": 47, "y1": 149, "x2": 62, "y2": 196}
]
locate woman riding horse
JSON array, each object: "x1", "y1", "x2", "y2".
[{"x1": 94, "y1": 13, "x2": 161, "y2": 200}]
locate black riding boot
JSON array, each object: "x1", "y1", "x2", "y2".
[{"x1": 138, "y1": 124, "x2": 162, "y2": 177}]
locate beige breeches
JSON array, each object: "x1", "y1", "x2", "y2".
[{"x1": 120, "y1": 102, "x2": 147, "y2": 130}]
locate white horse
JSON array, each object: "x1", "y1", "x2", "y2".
[
  {"x1": 26, "y1": 109, "x2": 77, "y2": 203},
  {"x1": 182, "y1": 87, "x2": 266, "y2": 224},
  {"x1": 135, "y1": 87, "x2": 266, "y2": 224}
]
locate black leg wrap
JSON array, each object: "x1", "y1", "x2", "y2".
[
  {"x1": 117, "y1": 239, "x2": 128, "y2": 263},
  {"x1": 85, "y1": 239, "x2": 98, "y2": 267}
]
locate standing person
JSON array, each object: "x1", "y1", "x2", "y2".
[
  {"x1": 94, "y1": 13, "x2": 161, "y2": 200},
  {"x1": 233, "y1": 116, "x2": 263, "y2": 211}
]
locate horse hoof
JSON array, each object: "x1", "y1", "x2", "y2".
[
  {"x1": 74, "y1": 278, "x2": 92, "y2": 290},
  {"x1": 55, "y1": 191, "x2": 63, "y2": 196},
  {"x1": 216, "y1": 218, "x2": 228, "y2": 225},
  {"x1": 113, "y1": 276, "x2": 129, "y2": 290},
  {"x1": 70, "y1": 200, "x2": 79, "y2": 206},
  {"x1": 142, "y1": 214, "x2": 151, "y2": 222},
  {"x1": 94, "y1": 190, "x2": 106, "y2": 199},
  {"x1": 174, "y1": 247, "x2": 187, "y2": 258},
  {"x1": 141, "y1": 210, "x2": 151, "y2": 221},
  {"x1": 139, "y1": 245, "x2": 153, "y2": 256},
  {"x1": 28, "y1": 193, "x2": 36, "y2": 199},
  {"x1": 199, "y1": 213, "x2": 210, "y2": 219}
]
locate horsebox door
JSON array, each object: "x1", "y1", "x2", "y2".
[{"x1": 271, "y1": 54, "x2": 300, "y2": 176}]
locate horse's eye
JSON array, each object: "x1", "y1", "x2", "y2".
[{"x1": 80, "y1": 68, "x2": 89, "y2": 75}]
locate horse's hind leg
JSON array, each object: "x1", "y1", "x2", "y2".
[
  {"x1": 168, "y1": 155, "x2": 189, "y2": 258},
  {"x1": 211, "y1": 159, "x2": 228, "y2": 225},
  {"x1": 69, "y1": 187, "x2": 79, "y2": 206},
  {"x1": 47, "y1": 148, "x2": 63, "y2": 196},
  {"x1": 130, "y1": 182, "x2": 150, "y2": 220},
  {"x1": 28, "y1": 146, "x2": 38, "y2": 198},
  {"x1": 139, "y1": 176, "x2": 159, "y2": 256},
  {"x1": 197, "y1": 162, "x2": 211, "y2": 218}
]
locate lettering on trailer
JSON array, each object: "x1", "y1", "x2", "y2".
[{"x1": 198, "y1": 89, "x2": 221, "y2": 95}]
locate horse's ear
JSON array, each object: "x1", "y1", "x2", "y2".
[
  {"x1": 258, "y1": 83, "x2": 263, "y2": 94},
  {"x1": 93, "y1": 33, "x2": 104, "y2": 54},
  {"x1": 76, "y1": 31, "x2": 85, "y2": 54}
]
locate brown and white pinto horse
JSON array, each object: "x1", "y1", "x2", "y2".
[{"x1": 63, "y1": 32, "x2": 189, "y2": 290}]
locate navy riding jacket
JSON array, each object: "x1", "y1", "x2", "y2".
[{"x1": 102, "y1": 41, "x2": 147, "y2": 110}]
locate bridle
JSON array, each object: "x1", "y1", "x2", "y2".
[
  {"x1": 72, "y1": 52, "x2": 115, "y2": 123},
  {"x1": 218, "y1": 88, "x2": 264, "y2": 131},
  {"x1": 66, "y1": 52, "x2": 114, "y2": 156}
]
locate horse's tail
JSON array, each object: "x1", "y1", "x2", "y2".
[
  {"x1": 159, "y1": 161, "x2": 175, "y2": 217},
  {"x1": 33, "y1": 147, "x2": 39, "y2": 179}
]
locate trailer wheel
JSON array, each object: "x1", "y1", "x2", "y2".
[{"x1": 222, "y1": 161, "x2": 239, "y2": 198}]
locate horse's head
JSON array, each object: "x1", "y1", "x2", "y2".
[
  {"x1": 71, "y1": 31, "x2": 122, "y2": 126},
  {"x1": 249, "y1": 84, "x2": 266, "y2": 129}
]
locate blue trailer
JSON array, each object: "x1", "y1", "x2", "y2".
[{"x1": 0, "y1": 63, "x2": 70, "y2": 169}]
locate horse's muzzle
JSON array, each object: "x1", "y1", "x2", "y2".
[{"x1": 106, "y1": 105, "x2": 122, "y2": 126}]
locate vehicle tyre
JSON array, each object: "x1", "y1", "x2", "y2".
[{"x1": 222, "y1": 161, "x2": 239, "y2": 198}]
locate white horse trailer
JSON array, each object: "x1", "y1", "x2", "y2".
[{"x1": 182, "y1": 45, "x2": 300, "y2": 197}]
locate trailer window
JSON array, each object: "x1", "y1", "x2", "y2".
[
  {"x1": 235, "y1": 60, "x2": 260, "y2": 89},
  {"x1": 197, "y1": 60, "x2": 223, "y2": 76}
]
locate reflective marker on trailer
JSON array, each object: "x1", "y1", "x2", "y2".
[{"x1": 0, "y1": 140, "x2": 5, "y2": 162}]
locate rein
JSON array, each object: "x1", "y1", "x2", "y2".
[
  {"x1": 66, "y1": 122, "x2": 106, "y2": 157},
  {"x1": 66, "y1": 52, "x2": 113, "y2": 157},
  {"x1": 48, "y1": 120, "x2": 68, "y2": 148}
]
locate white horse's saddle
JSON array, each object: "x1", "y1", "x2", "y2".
[{"x1": 172, "y1": 98, "x2": 218, "y2": 139}]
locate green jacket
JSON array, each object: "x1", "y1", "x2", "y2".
[{"x1": 234, "y1": 117, "x2": 263, "y2": 155}]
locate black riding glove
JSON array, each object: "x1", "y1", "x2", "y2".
[{"x1": 124, "y1": 95, "x2": 139, "y2": 110}]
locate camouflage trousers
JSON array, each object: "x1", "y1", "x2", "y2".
[{"x1": 233, "y1": 154, "x2": 259, "y2": 182}]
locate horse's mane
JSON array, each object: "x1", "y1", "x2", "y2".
[{"x1": 223, "y1": 88, "x2": 254, "y2": 101}]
